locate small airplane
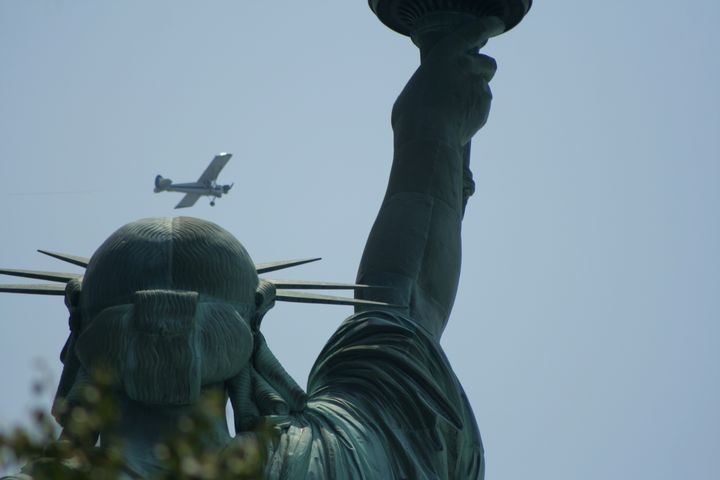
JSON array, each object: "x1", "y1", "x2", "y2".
[{"x1": 154, "y1": 153, "x2": 234, "y2": 208}]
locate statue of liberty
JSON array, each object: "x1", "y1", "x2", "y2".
[{"x1": 1, "y1": 16, "x2": 519, "y2": 479}]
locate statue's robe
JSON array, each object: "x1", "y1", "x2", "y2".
[
  {"x1": 264, "y1": 311, "x2": 484, "y2": 480},
  {"x1": 3, "y1": 312, "x2": 483, "y2": 480}
]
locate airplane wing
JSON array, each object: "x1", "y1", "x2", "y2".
[
  {"x1": 197, "y1": 153, "x2": 232, "y2": 185},
  {"x1": 175, "y1": 193, "x2": 201, "y2": 209}
]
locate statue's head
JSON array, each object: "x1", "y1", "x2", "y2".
[
  {"x1": 67, "y1": 217, "x2": 263, "y2": 406},
  {"x1": 0, "y1": 215, "x2": 374, "y2": 434}
]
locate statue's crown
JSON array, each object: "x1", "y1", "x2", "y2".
[{"x1": 0, "y1": 217, "x2": 396, "y2": 316}]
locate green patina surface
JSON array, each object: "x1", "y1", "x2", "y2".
[{"x1": 3, "y1": 6, "x2": 532, "y2": 478}]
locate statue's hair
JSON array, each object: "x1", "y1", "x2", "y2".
[
  {"x1": 81, "y1": 217, "x2": 258, "y2": 318},
  {"x1": 125, "y1": 290, "x2": 201, "y2": 404},
  {"x1": 73, "y1": 289, "x2": 254, "y2": 405}
]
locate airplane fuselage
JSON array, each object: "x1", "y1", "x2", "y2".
[{"x1": 161, "y1": 182, "x2": 228, "y2": 199}]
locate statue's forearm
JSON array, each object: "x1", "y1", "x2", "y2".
[{"x1": 355, "y1": 137, "x2": 465, "y2": 340}]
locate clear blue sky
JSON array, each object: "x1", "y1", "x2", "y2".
[{"x1": 1, "y1": 1, "x2": 719, "y2": 478}]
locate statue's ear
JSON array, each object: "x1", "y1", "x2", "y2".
[
  {"x1": 64, "y1": 277, "x2": 83, "y2": 311},
  {"x1": 253, "y1": 280, "x2": 276, "y2": 331},
  {"x1": 59, "y1": 277, "x2": 83, "y2": 363}
]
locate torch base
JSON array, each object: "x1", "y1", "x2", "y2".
[{"x1": 369, "y1": 0, "x2": 532, "y2": 37}]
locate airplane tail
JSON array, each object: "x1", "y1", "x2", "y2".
[{"x1": 154, "y1": 175, "x2": 172, "y2": 192}]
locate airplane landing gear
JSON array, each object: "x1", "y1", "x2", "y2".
[{"x1": 210, "y1": 200, "x2": 216, "y2": 206}]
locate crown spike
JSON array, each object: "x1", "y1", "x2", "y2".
[
  {"x1": 37, "y1": 250, "x2": 89, "y2": 268},
  {"x1": 255, "y1": 258, "x2": 321, "y2": 274},
  {"x1": 275, "y1": 290, "x2": 400, "y2": 308},
  {"x1": 0, "y1": 284, "x2": 66, "y2": 295},
  {"x1": 0, "y1": 268, "x2": 81, "y2": 283},
  {"x1": 266, "y1": 279, "x2": 372, "y2": 290}
]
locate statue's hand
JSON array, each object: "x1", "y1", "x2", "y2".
[{"x1": 391, "y1": 17, "x2": 505, "y2": 147}]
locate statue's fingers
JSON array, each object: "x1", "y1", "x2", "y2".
[
  {"x1": 254, "y1": 333, "x2": 307, "y2": 411},
  {"x1": 251, "y1": 367, "x2": 289, "y2": 416},
  {"x1": 467, "y1": 53, "x2": 498, "y2": 83},
  {"x1": 433, "y1": 16, "x2": 505, "y2": 59},
  {"x1": 456, "y1": 16, "x2": 505, "y2": 50}
]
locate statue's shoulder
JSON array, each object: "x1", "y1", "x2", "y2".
[
  {"x1": 310, "y1": 309, "x2": 444, "y2": 379},
  {"x1": 263, "y1": 310, "x2": 484, "y2": 479},
  {"x1": 319, "y1": 309, "x2": 436, "y2": 352},
  {"x1": 307, "y1": 310, "x2": 466, "y2": 421}
]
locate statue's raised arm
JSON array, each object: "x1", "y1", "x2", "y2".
[{"x1": 356, "y1": 18, "x2": 504, "y2": 339}]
